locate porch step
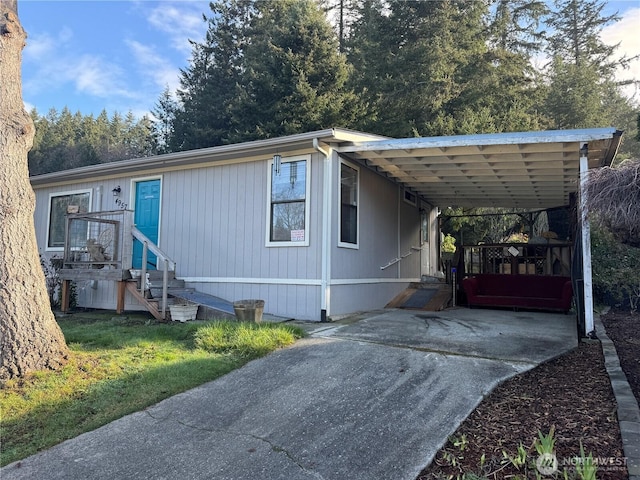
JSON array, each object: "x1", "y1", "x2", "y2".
[
  {"x1": 145, "y1": 270, "x2": 176, "y2": 280},
  {"x1": 386, "y1": 281, "x2": 452, "y2": 311},
  {"x1": 125, "y1": 281, "x2": 164, "y2": 321},
  {"x1": 146, "y1": 271, "x2": 185, "y2": 289},
  {"x1": 149, "y1": 284, "x2": 189, "y2": 299}
]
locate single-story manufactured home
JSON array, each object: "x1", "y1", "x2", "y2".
[{"x1": 30, "y1": 127, "x2": 622, "y2": 330}]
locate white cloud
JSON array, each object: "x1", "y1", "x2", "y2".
[
  {"x1": 70, "y1": 56, "x2": 135, "y2": 99},
  {"x1": 126, "y1": 39, "x2": 181, "y2": 92},
  {"x1": 23, "y1": 19, "x2": 137, "y2": 102},
  {"x1": 21, "y1": 2, "x2": 194, "y2": 118},
  {"x1": 601, "y1": 7, "x2": 640, "y2": 102},
  {"x1": 145, "y1": 2, "x2": 207, "y2": 54},
  {"x1": 23, "y1": 49, "x2": 136, "y2": 105},
  {"x1": 24, "y1": 27, "x2": 72, "y2": 62}
]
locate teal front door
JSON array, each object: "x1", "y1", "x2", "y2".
[{"x1": 133, "y1": 179, "x2": 161, "y2": 269}]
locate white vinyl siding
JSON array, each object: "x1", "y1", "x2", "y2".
[
  {"x1": 330, "y1": 163, "x2": 422, "y2": 315},
  {"x1": 31, "y1": 145, "x2": 422, "y2": 320}
]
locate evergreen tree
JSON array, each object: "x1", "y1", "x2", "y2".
[
  {"x1": 490, "y1": 0, "x2": 548, "y2": 54},
  {"x1": 28, "y1": 109, "x2": 155, "y2": 175},
  {"x1": 151, "y1": 87, "x2": 177, "y2": 154},
  {"x1": 170, "y1": 0, "x2": 255, "y2": 151},
  {"x1": 228, "y1": 0, "x2": 361, "y2": 142},
  {"x1": 28, "y1": 108, "x2": 50, "y2": 175},
  {"x1": 447, "y1": 0, "x2": 550, "y2": 134},
  {"x1": 348, "y1": 0, "x2": 548, "y2": 136},
  {"x1": 546, "y1": 0, "x2": 621, "y2": 75},
  {"x1": 167, "y1": 0, "x2": 361, "y2": 148},
  {"x1": 545, "y1": 57, "x2": 607, "y2": 129},
  {"x1": 543, "y1": 0, "x2": 640, "y2": 159},
  {"x1": 126, "y1": 114, "x2": 155, "y2": 159},
  {"x1": 343, "y1": 0, "x2": 390, "y2": 133},
  {"x1": 349, "y1": 0, "x2": 522, "y2": 137},
  {"x1": 93, "y1": 109, "x2": 111, "y2": 160}
]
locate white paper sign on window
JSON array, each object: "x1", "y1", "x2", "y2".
[{"x1": 291, "y1": 230, "x2": 305, "y2": 242}]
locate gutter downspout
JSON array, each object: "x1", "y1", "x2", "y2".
[{"x1": 314, "y1": 138, "x2": 332, "y2": 322}]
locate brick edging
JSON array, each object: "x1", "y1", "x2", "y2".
[{"x1": 595, "y1": 311, "x2": 640, "y2": 478}]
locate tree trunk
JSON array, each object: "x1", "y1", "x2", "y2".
[{"x1": 1, "y1": 0, "x2": 68, "y2": 380}]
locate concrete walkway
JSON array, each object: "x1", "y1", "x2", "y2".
[{"x1": 1, "y1": 308, "x2": 577, "y2": 480}]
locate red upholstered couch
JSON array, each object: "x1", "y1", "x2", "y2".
[{"x1": 462, "y1": 274, "x2": 573, "y2": 313}]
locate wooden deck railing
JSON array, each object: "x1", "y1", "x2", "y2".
[
  {"x1": 59, "y1": 210, "x2": 177, "y2": 320},
  {"x1": 131, "y1": 227, "x2": 176, "y2": 318},
  {"x1": 61, "y1": 210, "x2": 134, "y2": 279},
  {"x1": 458, "y1": 242, "x2": 572, "y2": 277}
]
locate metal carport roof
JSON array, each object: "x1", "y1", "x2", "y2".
[{"x1": 337, "y1": 128, "x2": 623, "y2": 209}]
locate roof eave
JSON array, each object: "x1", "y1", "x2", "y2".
[{"x1": 30, "y1": 127, "x2": 386, "y2": 186}]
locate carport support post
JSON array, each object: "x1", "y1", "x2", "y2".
[{"x1": 579, "y1": 144, "x2": 595, "y2": 337}]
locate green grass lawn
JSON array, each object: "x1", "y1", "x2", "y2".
[{"x1": 0, "y1": 313, "x2": 305, "y2": 467}]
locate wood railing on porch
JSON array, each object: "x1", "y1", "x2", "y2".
[
  {"x1": 130, "y1": 227, "x2": 176, "y2": 319},
  {"x1": 58, "y1": 210, "x2": 176, "y2": 320},
  {"x1": 61, "y1": 209, "x2": 134, "y2": 274},
  {"x1": 459, "y1": 242, "x2": 572, "y2": 277}
]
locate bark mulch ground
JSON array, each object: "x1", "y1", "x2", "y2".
[{"x1": 417, "y1": 309, "x2": 639, "y2": 480}]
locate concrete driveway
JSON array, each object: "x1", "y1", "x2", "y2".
[{"x1": 1, "y1": 308, "x2": 577, "y2": 480}]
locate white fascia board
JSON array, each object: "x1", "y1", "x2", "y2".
[{"x1": 337, "y1": 128, "x2": 619, "y2": 153}]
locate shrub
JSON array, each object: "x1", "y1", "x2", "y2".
[
  {"x1": 591, "y1": 223, "x2": 640, "y2": 311},
  {"x1": 442, "y1": 233, "x2": 457, "y2": 253},
  {"x1": 585, "y1": 159, "x2": 640, "y2": 248}
]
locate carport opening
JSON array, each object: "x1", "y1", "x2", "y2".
[
  {"x1": 341, "y1": 128, "x2": 623, "y2": 338},
  {"x1": 440, "y1": 204, "x2": 581, "y2": 318}
]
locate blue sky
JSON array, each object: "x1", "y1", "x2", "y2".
[
  {"x1": 19, "y1": 0, "x2": 640, "y2": 120},
  {"x1": 20, "y1": 0, "x2": 209, "y2": 118}
]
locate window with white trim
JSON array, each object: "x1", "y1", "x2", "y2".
[
  {"x1": 47, "y1": 189, "x2": 92, "y2": 250},
  {"x1": 339, "y1": 161, "x2": 359, "y2": 247},
  {"x1": 267, "y1": 155, "x2": 310, "y2": 246},
  {"x1": 403, "y1": 189, "x2": 417, "y2": 206}
]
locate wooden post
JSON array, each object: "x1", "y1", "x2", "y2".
[
  {"x1": 141, "y1": 242, "x2": 148, "y2": 295},
  {"x1": 116, "y1": 281, "x2": 126, "y2": 314},
  {"x1": 61, "y1": 280, "x2": 71, "y2": 312}
]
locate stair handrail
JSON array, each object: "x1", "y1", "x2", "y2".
[
  {"x1": 380, "y1": 246, "x2": 421, "y2": 270},
  {"x1": 132, "y1": 227, "x2": 176, "y2": 321},
  {"x1": 131, "y1": 227, "x2": 176, "y2": 271}
]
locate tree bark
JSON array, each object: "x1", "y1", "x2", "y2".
[{"x1": 1, "y1": 0, "x2": 68, "y2": 380}]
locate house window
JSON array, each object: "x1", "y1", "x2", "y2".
[
  {"x1": 403, "y1": 189, "x2": 417, "y2": 206},
  {"x1": 340, "y1": 161, "x2": 359, "y2": 247},
  {"x1": 47, "y1": 189, "x2": 92, "y2": 250},
  {"x1": 267, "y1": 156, "x2": 310, "y2": 245}
]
